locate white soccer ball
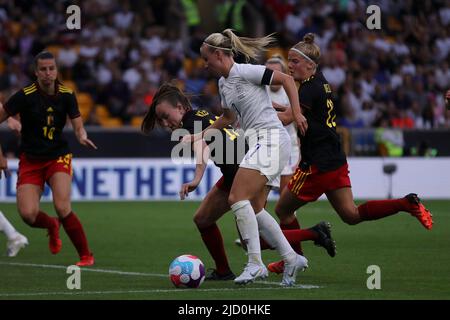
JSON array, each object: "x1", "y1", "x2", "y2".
[{"x1": 169, "y1": 254, "x2": 205, "y2": 288}]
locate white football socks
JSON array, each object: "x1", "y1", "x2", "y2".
[
  {"x1": 256, "y1": 209, "x2": 297, "y2": 264},
  {"x1": 0, "y1": 211, "x2": 18, "y2": 240},
  {"x1": 231, "y1": 200, "x2": 263, "y2": 266}
]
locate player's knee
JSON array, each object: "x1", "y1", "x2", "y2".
[
  {"x1": 339, "y1": 208, "x2": 361, "y2": 225},
  {"x1": 17, "y1": 202, "x2": 39, "y2": 224},
  {"x1": 193, "y1": 213, "x2": 213, "y2": 229},
  {"x1": 53, "y1": 202, "x2": 71, "y2": 217},
  {"x1": 227, "y1": 193, "x2": 239, "y2": 207},
  {"x1": 19, "y1": 210, "x2": 38, "y2": 225}
]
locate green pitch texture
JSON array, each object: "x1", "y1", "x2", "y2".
[{"x1": 0, "y1": 200, "x2": 449, "y2": 300}]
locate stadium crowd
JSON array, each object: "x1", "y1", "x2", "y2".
[{"x1": 0, "y1": 0, "x2": 449, "y2": 129}]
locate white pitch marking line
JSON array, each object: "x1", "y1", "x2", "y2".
[
  {"x1": 0, "y1": 261, "x2": 165, "y2": 277},
  {"x1": 0, "y1": 261, "x2": 322, "y2": 290},
  {"x1": 0, "y1": 286, "x2": 321, "y2": 298}
]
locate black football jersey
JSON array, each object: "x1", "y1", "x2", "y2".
[
  {"x1": 298, "y1": 71, "x2": 347, "y2": 171},
  {"x1": 182, "y1": 109, "x2": 245, "y2": 185},
  {"x1": 4, "y1": 82, "x2": 80, "y2": 159}
]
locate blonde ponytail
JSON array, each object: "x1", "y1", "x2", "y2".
[{"x1": 203, "y1": 29, "x2": 277, "y2": 62}]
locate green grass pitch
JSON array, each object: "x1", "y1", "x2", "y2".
[{"x1": 0, "y1": 200, "x2": 449, "y2": 300}]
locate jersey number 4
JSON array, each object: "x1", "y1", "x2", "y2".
[{"x1": 326, "y1": 99, "x2": 337, "y2": 128}]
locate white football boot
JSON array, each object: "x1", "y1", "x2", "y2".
[
  {"x1": 281, "y1": 254, "x2": 308, "y2": 287},
  {"x1": 234, "y1": 262, "x2": 268, "y2": 285},
  {"x1": 6, "y1": 233, "x2": 29, "y2": 257}
]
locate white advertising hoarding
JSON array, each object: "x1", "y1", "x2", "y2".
[{"x1": 0, "y1": 158, "x2": 449, "y2": 202}]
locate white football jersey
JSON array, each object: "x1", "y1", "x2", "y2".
[{"x1": 218, "y1": 63, "x2": 286, "y2": 135}]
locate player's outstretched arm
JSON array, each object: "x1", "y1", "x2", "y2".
[
  {"x1": 181, "y1": 109, "x2": 236, "y2": 144},
  {"x1": 179, "y1": 139, "x2": 210, "y2": 200},
  {"x1": 71, "y1": 116, "x2": 97, "y2": 150},
  {"x1": 272, "y1": 70, "x2": 308, "y2": 135}
]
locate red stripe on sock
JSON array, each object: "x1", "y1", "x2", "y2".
[
  {"x1": 198, "y1": 224, "x2": 231, "y2": 275},
  {"x1": 61, "y1": 212, "x2": 91, "y2": 257}
]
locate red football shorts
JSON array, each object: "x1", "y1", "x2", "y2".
[
  {"x1": 17, "y1": 153, "x2": 73, "y2": 189},
  {"x1": 288, "y1": 163, "x2": 351, "y2": 202}
]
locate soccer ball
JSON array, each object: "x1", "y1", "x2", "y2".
[{"x1": 169, "y1": 254, "x2": 205, "y2": 288}]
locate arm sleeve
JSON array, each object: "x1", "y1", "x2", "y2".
[
  {"x1": 67, "y1": 93, "x2": 81, "y2": 119},
  {"x1": 3, "y1": 91, "x2": 25, "y2": 116},
  {"x1": 237, "y1": 64, "x2": 274, "y2": 85}
]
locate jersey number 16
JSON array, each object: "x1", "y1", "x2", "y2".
[{"x1": 43, "y1": 126, "x2": 55, "y2": 140}]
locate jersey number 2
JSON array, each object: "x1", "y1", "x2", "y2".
[{"x1": 326, "y1": 99, "x2": 337, "y2": 128}]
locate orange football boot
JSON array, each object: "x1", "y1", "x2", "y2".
[
  {"x1": 405, "y1": 193, "x2": 433, "y2": 230},
  {"x1": 267, "y1": 260, "x2": 284, "y2": 274},
  {"x1": 76, "y1": 254, "x2": 95, "y2": 267}
]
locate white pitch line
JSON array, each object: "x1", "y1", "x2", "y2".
[
  {"x1": 0, "y1": 261, "x2": 168, "y2": 277},
  {"x1": 0, "y1": 285, "x2": 321, "y2": 298},
  {"x1": 0, "y1": 261, "x2": 322, "y2": 290},
  {"x1": 0, "y1": 261, "x2": 165, "y2": 277}
]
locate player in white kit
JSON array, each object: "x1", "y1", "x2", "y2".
[
  {"x1": 182, "y1": 29, "x2": 308, "y2": 286},
  {"x1": 265, "y1": 54, "x2": 300, "y2": 191},
  {"x1": 235, "y1": 54, "x2": 303, "y2": 251},
  {"x1": 0, "y1": 210, "x2": 28, "y2": 257}
]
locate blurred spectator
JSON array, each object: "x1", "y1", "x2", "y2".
[
  {"x1": 391, "y1": 110, "x2": 414, "y2": 129},
  {"x1": 114, "y1": 2, "x2": 134, "y2": 30},
  {"x1": 162, "y1": 49, "x2": 183, "y2": 79},
  {"x1": 360, "y1": 100, "x2": 378, "y2": 128},
  {"x1": 343, "y1": 83, "x2": 368, "y2": 116},
  {"x1": 435, "y1": 61, "x2": 450, "y2": 90},
  {"x1": 122, "y1": 62, "x2": 142, "y2": 91},
  {"x1": 374, "y1": 115, "x2": 404, "y2": 157},
  {"x1": 126, "y1": 82, "x2": 157, "y2": 119},
  {"x1": 339, "y1": 103, "x2": 364, "y2": 129},
  {"x1": 0, "y1": 0, "x2": 448, "y2": 129},
  {"x1": 178, "y1": 0, "x2": 201, "y2": 33},
  {"x1": 97, "y1": 68, "x2": 130, "y2": 120},
  {"x1": 284, "y1": 6, "x2": 303, "y2": 37},
  {"x1": 322, "y1": 58, "x2": 346, "y2": 90},
  {"x1": 57, "y1": 45, "x2": 78, "y2": 69}
]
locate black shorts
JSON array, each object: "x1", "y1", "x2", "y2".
[{"x1": 216, "y1": 165, "x2": 239, "y2": 192}]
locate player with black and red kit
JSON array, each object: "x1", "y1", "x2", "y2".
[
  {"x1": 268, "y1": 34, "x2": 433, "y2": 274},
  {"x1": 0, "y1": 51, "x2": 96, "y2": 266}
]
